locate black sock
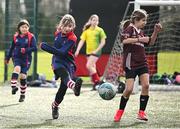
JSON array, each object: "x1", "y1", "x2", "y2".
[
  {"x1": 55, "y1": 81, "x2": 68, "y2": 104},
  {"x1": 11, "y1": 72, "x2": 19, "y2": 88},
  {"x1": 11, "y1": 72, "x2": 19, "y2": 80},
  {"x1": 140, "y1": 95, "x2": 149, "y2": 111},
  {"x1": 119, "y1": 96, "x2": 129, "y2": 110}
]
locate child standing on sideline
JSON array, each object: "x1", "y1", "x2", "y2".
[
  {"x1": 40, "y1": 14, "x2": 83, "y2": 119},
  {"x1": 75, "y1": 14, "x2": 107, "y2": 90},
  {"x1": 114, "y1": 9, "x2": 162, "y2": 122},
  {"x1": 5, "y1": 19, "x2": 37, "y2": 102}
]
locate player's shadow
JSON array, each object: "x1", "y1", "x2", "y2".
[
  {"x1": 110, "y1": 121, "x2": 146, "y2": 128},
  {"x1": 66, "y1": 87, "x2": 97, "y2": 95},
  {"x1": 12, "y1": 119, "x2": 66, "y2": 128},
  {"x1": 0, "y1": 103, "x2": 19, "y2": 109},
  {"x1": 92, "y1": 121, "x2": 146, "y2": 128}
]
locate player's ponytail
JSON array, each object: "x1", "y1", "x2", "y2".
[
  {"x1": 83, "y1": 22, "x2": 91, "y2": 31},
  {"x1": 83, "y1": 14, "x2": 99, "y2": 31},
  {"x1": 121, "y1": 20, "x2": 131, "y2": 30}
]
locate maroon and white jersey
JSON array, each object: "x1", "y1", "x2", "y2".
[{"x1": 121, "y1": 24, "x2": 148, "y2": 70}]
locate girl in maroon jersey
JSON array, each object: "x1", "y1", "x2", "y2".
[{"x1": 114, "y1": 9, "x2": 162, "y2": 122}]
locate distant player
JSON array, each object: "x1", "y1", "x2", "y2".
[
  {"x1": 5, "y1": 19, "x2": 37, "y2": 102},
  {"x1": 75, "y1": 14, "x2": 107, "y2": 90},
  {"x1": 40, "y1": 14, "x2": 83, "y2": 119},
  {"x1": 114, "y1": 9, "x2": 162, "y2": 122}
]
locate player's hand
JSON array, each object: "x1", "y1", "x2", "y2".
[
  {"x1": 21, "y1": 48, "x2": 26, "y2": 54},
  {"x1": 91, "y1": 51, "x2": 97, "y2": 55},
  {"x1": 39, "y1": 42, "x2": 43, "y2": 49},
  {"x1": 5, "y1": 59, "x2": 9, "y2": 64},
  {"x1": 139, "y1": 37, "x2": 150, "y2": 44},
  {"x1": 74, "y1": 51, "x2": 79, "y2": 57},
  {"x1": 154, "y1": 23, "x2": 162, "y2": 33},
  {"x1": 39, "y1": 42, "x2": 47, "y2": 49}
]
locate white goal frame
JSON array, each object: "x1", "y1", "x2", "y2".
[
  {"x1": 135, "y1": 0, "x2": 180, "y2": 9},
  {"x1": 123, "y1": 0, "x2": 180, "y2": 28}
]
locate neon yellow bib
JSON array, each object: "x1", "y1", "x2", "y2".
[{"x1": 80, "y1": 26, "x2": 106, "y2": 55}]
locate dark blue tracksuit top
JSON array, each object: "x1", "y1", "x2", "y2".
[
  {"x1": 51, "y1": 31, "x2": 77, "y2": 74},
  {"x1": 6, "y1": 32, "x2": 37, "y2": 67}
]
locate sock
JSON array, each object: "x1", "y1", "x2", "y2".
[
  {"x1": 67, "y1": 79, "x2": 75, "y2": 89},
  {"x1": 91, "y1": 73, "x2": 100, "y2": 85},
  {"x1": 52, "y1": 101, "x2": 59, "y2": 108},
  {"x1": 20, "y1": 79, "x2": 27, "y2": 95},
  {"x1": 119, "y1": 96, "x2": 129, "y2": 110},
  {"x1": 140, "y1": 95, "x2": 149, "y2": 111},
  {"x1": 11, "y1": 72, "x2": 19, "y2": 88}
]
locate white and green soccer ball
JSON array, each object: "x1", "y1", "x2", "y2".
[{"x1": 98, "y1": 82, "x2": 116, "y2": 100}]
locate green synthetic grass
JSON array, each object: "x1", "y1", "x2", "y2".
[
  {"x1": 37, "y1": 51, "x2": 54, "y2": 80},
  {"x1": 158, "y1": 52, "x2": 180, "y2": 74},
  {"x1": 0, "y1": 51, "x2": 4, "y2": 82}
]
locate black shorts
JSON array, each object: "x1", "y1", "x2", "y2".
[
  {"x1": 125, "y1": 66, "x2": 149, "y2": 79},
  {"x1": 86, "y1": 54, "x2": 100, "y2": 57}
]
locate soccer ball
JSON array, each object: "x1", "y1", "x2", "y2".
[{"x1": 98, "y1": 82, "x2": 116, "y2": 100}]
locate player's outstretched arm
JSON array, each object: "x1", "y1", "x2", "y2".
[
  {"x1": 75, "y1": 40, "x2": 85, "y2": 57},
  {"x1": 149, "y1": 23, "x2": 162, "y2": 45},
  {"x1": 40, "y1": 42, "x2": 62, "y2": 55},
  {"x1": 40, "y1": 42, "x2": 74, "y2": 56}
]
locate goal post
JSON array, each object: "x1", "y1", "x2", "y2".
[
  {"x1": 135, "y1": 0, "x2": 180, "y2": 9},
  {"x1": 102, "y1": 0, "x2": 180, "y2": 92}
]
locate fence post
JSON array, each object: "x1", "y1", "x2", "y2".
[
  {"x1": 4, "y1": 0, "x2": 9, "y2": 82},
  {"x1": 32, "y1": 0, "x2": 38, "y2": 80}
]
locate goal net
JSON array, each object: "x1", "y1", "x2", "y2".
[{"x1": 102, "y1": 0, "x2": 180, "y2": 90}]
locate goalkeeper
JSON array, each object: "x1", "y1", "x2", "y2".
[
  {"x1": 40, "y1": 14, "x2": 83, "y2": 119},
  {"x1": 114, "y1": 9, "x2": 162, "y2": 122}
]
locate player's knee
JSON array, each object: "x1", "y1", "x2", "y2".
[
  {"x1": 14, "y1": 66, "x2": 21, "y2": 73},
  {"x1": 20, "y1": 73, "x2": 27, "y2": 79},
  {"x1": 86, "y1": 63, "x2": 91, "y2": 70},
  {"x1": 142, "y1": 84, "x2": 149, "y2": 91}
]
